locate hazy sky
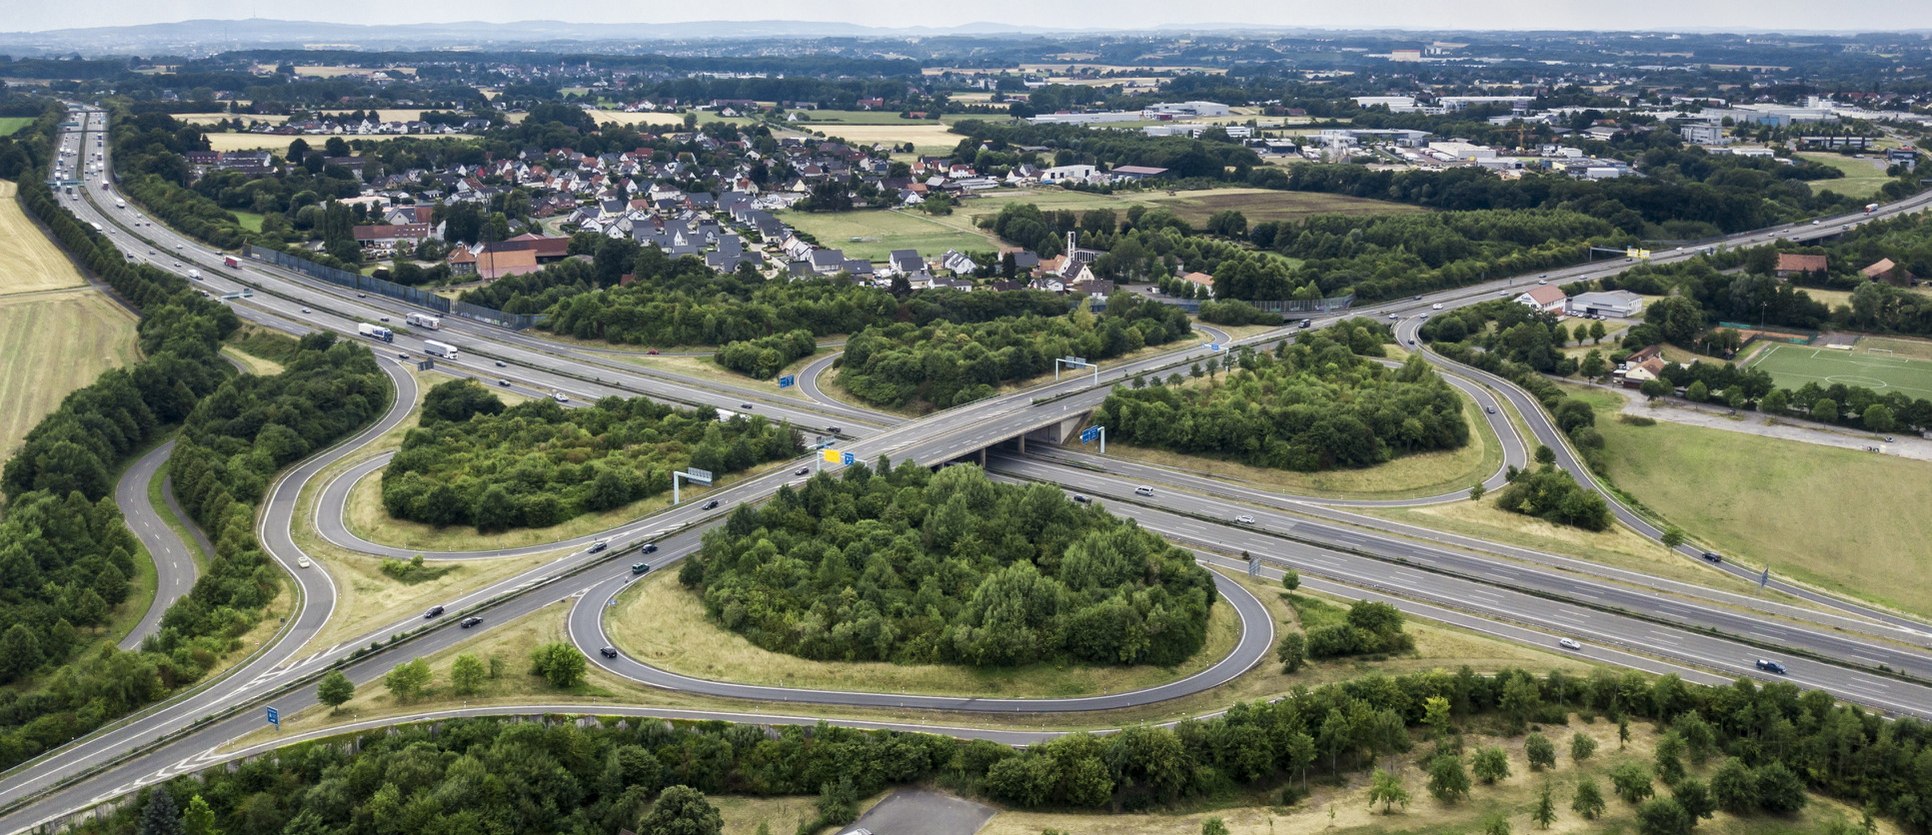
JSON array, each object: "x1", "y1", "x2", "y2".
[{"x1": 16, "y1": 0, "x2": 1932, "y2": 33}]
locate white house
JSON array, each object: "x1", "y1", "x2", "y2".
[{"x1": 1515, "y1": 285, "x2": 1568, "y2": 314}]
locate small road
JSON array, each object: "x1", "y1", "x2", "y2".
[{"x1": 113, "y1": 440, "x2": 204, "y2": 650}]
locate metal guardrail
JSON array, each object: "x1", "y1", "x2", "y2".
[{"x1": 240, "y1": 245, "x2": 546, "y2": 330}]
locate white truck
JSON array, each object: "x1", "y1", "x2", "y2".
[
  {"x1": 186, "y1": 269, "x2": 201, "y2": 280},
  {"x1": 358, "y1": 323, "x2": 394, "y2": 342},
  {"x1": 423, "y1": 340, "x2": 458, "y2": 359},
  {"x1": 405, "y1": 312, "x2": 442, "y2": 330},
  {"x1": 115, "y1": 198, "x2": 125, "y2": 209},
  {"x1": 1866, "y1": 203, "x2": 1880, "y2": 214}
]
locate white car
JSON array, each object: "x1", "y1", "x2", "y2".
[
  {"x1": 1558, "y1": 637, "x2": 1582, "y2": 651},
  {"x1": 300, "y1": 307, "x2": 311, "y2": 314},
  {"x1": 1235, "y1": 514, "x2": 1256, "y2": 525},
  {"x1": 553, "y1": 392, "x2": 569, "y2": 403},
  {"x1": 297, "y1": 556, "x2": 311, "y2": 569}
]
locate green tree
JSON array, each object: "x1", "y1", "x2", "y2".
[
  {"x1": 1276, "y1": 632, "x2": 1306, "y2": 673},
  {"x1": 1661, "y1": 527, "x2": 1686, "y2": 549},
  {"x1": 1611, "y1": 762, "x2": 1655, "y2": 805},
  {"x1": 1673, "y1": 777, "x2": 1715, "y2": 822},
  {"x1": 1202, "y1": 817, "x2": 1230, "y2": 835},
  {"x1": 1570, "y1": 732, "x2": 1597, "y2": 763},
  {"x1": 1367, "y1": 768, "x2": 1410, "y2": 814},
  {"x1": 1422, "y1": 696, "x2": 1454, "y2": 738},
  {"x1": 1645, "y1": 295, "x2": 1707, "y2": 346},
  {"x1": 1524, "y1": 733, "x2": 1556, "y2": 771},
  {"x1": 451, "y1": 653, "x2": 487, "y2": 696},
  {"x1": 1280, "y1": 569, "x2": 1300, "y2": 592},
  {"x1": 137, "y1": 789, "x2": 183, "y2": 835},
  {"x1": 1484, "y1": 814, "x2": 1512, "y2": 835},
  {"x1": 1428, "y1": 754, "x2": 1471, "y2": 802},
  {"x1": 1580, "y1": 350, "x2": 1608, "y2": 379},
  {"x1": 1589, "y1": 320, "x2": 1607, "y2": 344},
  {"x1": 1473, "y1": 746, "x2": 1512, "y2": 785},
  {"x1": 1618, "y1": 716, "x2": 1631, "y2": 749},
  {"x1": 530, "y1": 642, "x2": 588, "y2": 689},
  {"x1": 1761, "y1": 388, "x2": 1790, "y2": 414},
  {"x1": 638, "y1": 785, "x2": 722, "y2": 835},
  {"x1": 1573, "y1": 777, "x2": 1607, "y2": 820},
  {"x1": 383, "y1": 658, "x2": 431, "y2": 702},
  {"x1": 1755, "y1": 761, "x2": 1807, "y2": 815},
  {"x1": 0, "y1": 623, "x2": 44, "y2": 680},
  {"x1": 1685, "y1": 380, "x2": 1709, "y2": 403},
  {"x1": 1535, "y1": 444, "x2": 1557, "y2": 466},
  {"x1": 183, "y1": 795, "x2": 220, "y2": 835},
  {"x1": 1470, "y1": 482, "x2": 1487, "y2": 501},
  {"x1": 1864, "y1": 403, "x2": 1897, "y2": 432},
  {"x1": 1709, "y1": 759, "x2": 1757, "y2": 814},
  {"x1": 1533, "y1": 783, "x2": 1557, "y2": 829},
  {"x1": 317, "y1": 669, "x2": 354, "y2": 713},
  {"x1": 1813, "y1": 397, "x2": 1840, "y2": 423},
  {"x1": 1653, "y1": 732, "x2": 1687, "y2": 785},
  {"x1": 1636, "y1": 797, "x2": 1693, "y2": 835}
]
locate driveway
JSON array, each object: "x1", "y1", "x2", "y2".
[{"x1": 841, "y1": 789, "x2": 996, "y2": 835}]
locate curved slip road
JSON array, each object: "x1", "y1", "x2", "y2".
[
  {"x1": 114, "y1": 440, "x2": 204, "y2": 649},
  {"x1": 570, "y1": 544, "x2": 1274, "y2": 713}
]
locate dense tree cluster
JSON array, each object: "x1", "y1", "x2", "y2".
[
  {"x1": 1495, "y1": 464, "x2": 1615, "y2": 531},
  {"x1": 839, "y1": 292, "x2": 1191, "y2": 409},
  {"x1": 77, "y1": 663, "x2": 1932, "y2": 832},
  {"x1": 384, "y1": 382, "x2": 799, "y2": 531},
  {"x1": 713, "y1": 329, "x2": 816, "y2": 379},
  {"x1": 678, "y1": 462, "x2": 1216, "y2": 667},
  {"x1": 1097, "y1": 323, "x2": 1468, "y2": 471},
  {"x1": 1301, "y1": 600, "x2": 1418, "y2": 660}
]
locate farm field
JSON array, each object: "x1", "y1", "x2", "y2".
[
  {"x1": 0, "y1": 117, "x2": 32, "y2": 136},
  {"x1": 200, "y1": 132, "x2": 479, "y2": 152},
  {"x1": 1578, "y1": 384, "x2": 1932, "y2": 617},
  {"x1": 959, "y1": 186, "x2": 1420, "y2": 228},
  {"x1": 783, "y1": 122, "x2": 964, "y2": 155},
  {"x1": 780, "y1": 207, "x2": 1000, "y2": 261},
  {"x1": 0, "y1": 293, "x2": 141, "y2": 459},
  {"x1": 1746, "y1": 339, "x2": 1932, "y2": 400},
  {"x1": 786, "y1": 109, "x2": 946, "y2": 125},
  {"x1": 1800, "y1": 152, "x2": 1894, "y2": 198}
]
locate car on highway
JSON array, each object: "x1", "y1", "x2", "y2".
[
  {"x1": 1072, "y1": 494, "x2": 1091, "y2": 503},
  {"x1": 174, "y1": 243, "x2": 182, "y2": 250},
  {"x1": 631, "y1": 562, "x2": 651, "y2": 575},
  {"x1": 553, "y1": 392, "x2": 569, "y2": 403},
  {"x1": 600, "y1": 646, "x2": 620, "y2": 659},
  {"x1": 1234, "y1": 514, "x2": 1255, "y2": 525},
  {"x1": 702, "y1": 499, "x2": 721, "y2": 510},
  {"x1": 1387, "y1": 313, "x2": 1400, "y2": 320},
  {"x1": 1756, "y1": 659, "x2": 1788, "y2": 675},
  {"x1": 1134, "y1": 486, "x2": 1154, "y2": 496},
  {"x1": 1485, "y1": 405, "x2": 1497, "y2": 414},
  {"x1": 588, "y1": 539, "x2": 610, "y2": 554},
  {"x1": 1431, "y1": 303, "x2": 1444, "y2": 310},
  {"x1": 794, "y1": 467, "x2": 810, "y2": 476},
  {"x1": 494, "y1": 360, "x2": 506, "y2": 367},
  {"x1": 646, "y1": 348, "x2": 660, "y2": 355},
  {"x1": 1701, "y1": 551, "x2": 1723, "y2": 564},
  {"x1": 826, "y1": 426, "x2": 842, "y2": 434},
  {"x1": 379, "y1": 316, "x2": 390, "y2": 322},
  {"x1": 396, "y1": 352, "x2": 408, "y2": 359},
  {"x1": 297, "y1": 556, "x2": 311, "y2": 569},
  {"x1": 497, "y1": 378, "x2": 510, "y2": 387},
  {"x1": 424, "y1": 606, "x2": 445, "y2": 619},
  {"x1": 740, "y1": 403, "x2": 754, "y2": 410},
  {"x1": 460, "y1": 616, "x2": 483, "y2": 629},
  {"x1": 300, "y1": 307, "x2": 310, "y2": 314},
  {"x1": 640, "y1": 543, "x2": 658, "y2": 554},
  {"x1": 1558, "y1": 637, "x2": 1582, "y2": 651},
  {"x1": 1298, "y1": 319, "x2": 1312, "y2": 329}
]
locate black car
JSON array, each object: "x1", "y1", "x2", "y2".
[
  {"x1": 1298, "y1": 319, "x2": 1312, "y2": 329},
  {"x1": 826, "y1": 426, "x2": 842, "y2": 434},
  {"x1": 423, "y1": 605, "x2": 444, "y2": 619},
  {"x1": 460, "y1": 616, "x2": 482, "y2": 628},
  {"x1": 1756, "y1": 659, "x2": 1787, "y2": 675},
  {"x1": 795, "y1": 467, "x2": 810, "y2": 476},
  {"x1": 588, "y1": 539, "x2": 609, "y2": 554},
  {"x1": 641, "y1": 543, "x2": 658, "y2": 554},
  {"x1": 600, "y1": 646, "x2": 619, "y2": 659},
  {"x1": 739, "y1": 403, "x2": 754, "y2": 410},
  {"x1": 1701, "y1": 551, "x2": 1723, "y2": 564},
  {"x1": 1072, "y1": 494, "x2": 1091, "y2": 503},
  {"x1": 631, "y1": 562, "x2": 651, "y2": 575},
  {"x1": 702, "y1": 499, "x2": 720, "y2": 510}
]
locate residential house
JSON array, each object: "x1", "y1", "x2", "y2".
[
  {"x1": 1861, "y1": 258, "x2": 1915, "y2": 286},
  {"x1": 1180, "y1": 271, "x2": 1216, "y2": 298},
  {"x1": 886, "y1": 250, "x2": 925, "y2": 277},
  {"x1": 351, "y1": 223, "x2": 430, "y2": 254},
  {"x1": 1514, "y1": 285, "x2": 1568, "y2": 314},
  {"x1": 1775, "y1": 253, "x2": 1828, "y2": 278},
  {"x1": 939, "y1": 250, "x2": 979, "y2": 275}
]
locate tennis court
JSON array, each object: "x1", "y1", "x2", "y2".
[{"x1": 1747, "y1": 340, "x2": 1932, "y2": 398}]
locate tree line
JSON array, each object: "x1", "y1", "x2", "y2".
[
  {"x1": 1096, "y1": 322, "x2": 1470, "y2": 471},
  {"x1": 678, "y1": 461, "x2": 1217, "y2": 668},
  {"x1": 72, "y1": 660, "x2": 1932, "y2": 835},
  {"x1": 382, "y1": 382, "x2": 799, "y2": 532},
  {"x1": 838, "y1": 292, "x2": 1192, "y2": 410}
]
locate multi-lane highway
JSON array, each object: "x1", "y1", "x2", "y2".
[{"x1": 11, "y1": 102, "x2": 1932, "y2": 833}]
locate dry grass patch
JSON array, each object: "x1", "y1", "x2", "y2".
[
  {"x1": 605, "y1": 572, "x2": 1242, "y2": 699},
  {"x1": 0, "y1": 290, "x2": 140, "y2": 459},
  {"x1": 201, "y1": 133, "x2": 478, "y2": 152},
  {"x1": 0, "y1": 180, "x2": 91, "y2": 294},
  {"x1": 1099, "y1": 394, "x2": 1501, "y2": 500},
  {"x1": 301, "y1": 547, "x2": 566, "y2": 653}
]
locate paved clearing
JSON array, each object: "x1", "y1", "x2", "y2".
[{"x1": 844, "y1": 789, "x2": 994, "y2": 835}]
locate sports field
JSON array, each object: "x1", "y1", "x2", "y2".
[{"x1": 1747, "y1": 339, "x2": 1932, "y2": 399}]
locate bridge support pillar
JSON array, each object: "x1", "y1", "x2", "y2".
[
  {"x1": 978, "y1": 447, "x2": 987, "y2": 467},
  {"x1": 1017, "y1": 434, "x2": 1027, "y2": 454}
]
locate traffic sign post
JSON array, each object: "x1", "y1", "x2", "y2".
[
  {"x1": 842, "y1": 452, "x2": 856, "y2": 467},
  {"x1": 1208, "y1": 343, "x2": 1222, "y2": 353},
  {"x1": 1054, "y1": 356, "x2": 1099, "y2": 386},
  {"x1": 1080, "y1": 425, "x2": 1106, "y2": 454},
  {"x1": 671, "y1": 468, "x2": 714, "y2": 505},
  {"x1": 1247, "y1": 557, "x2": 1260, "y2": 578},
  {"x1": 265, "y1": 706, "x2": 280, "y2": 729},
  {"x1": 778, "y1": 375, "x2": 795, "y2": 389}
]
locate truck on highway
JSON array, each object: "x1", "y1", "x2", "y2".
[
  {"x1": 1866, "y1": 203, "x2": 1880, "y2": 214},
  {"x1": 223, "y1": 255, "x2": 241, "y2": 268},
  {"x1": 423, "y1": 339, "x2": 458, "y2": 359},
  {"x1": 100, "y1": 181, "x2": 110, "y2": 190},
  {"x1": 186, "y1": 269, "x2": 201, "y2": 280},
  {"x1": 357, "y1": 323, "x2": 395, "y2": 342},
  {"x1": 405, "y1": 312, "x2": 442, "y2": 330},
  {"x1": 114, "y1": 198, "x2": 124, "y2": 209},
  {"x1": 219, "y1": 289, "x2": 255, "y2": 301},
  {"x1": 88, "y1": 221, "x2": 102, "y2": 232}
]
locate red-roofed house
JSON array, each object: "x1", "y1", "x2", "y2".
[
  {"x1": 1775, "y1": 253, "x2": 1828, "y2": 278},
  {"x1": 1181, "y1": 271, "x2": 1216, "y2": 298},
  {"x1": 1862, "y1": 258, "x2": 1915, "y2": 286},
  {"x1": 1514, "y1": 284, "x2": 1568, "y2": 314}
]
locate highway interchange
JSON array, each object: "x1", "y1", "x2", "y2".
[{"x1": 7, "y1": 103, "x2": 1932, "y2": 831}]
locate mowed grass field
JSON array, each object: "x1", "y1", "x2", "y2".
[
  {"x1": 200, "y1": 133, "x2": 479, "y2": 152},
  {"x1": 781, "y1": 207, "x2": 1001, "y2": 262},
  {"x1": 1800, "y1": 152, "x2": 1895, "y2": 199},
  {"x1": 783, "y1": 123, "x2": 964, "y2": 155},
  {"x1": 1746, "y1": 340, "x2": 1932, "y2": 400},
  {"x1": 0, "y1": 117, "x2": 32, "y2": 136},
  {"x1": 0, "y1": 181, "x2": 142, "y2": 458},
  {"x1": 1581, "y1": 385, "x2": 1932, "y2": 616},
  {"x1": 960, "y1": 186, "x2": 1420, "y2": 228}
]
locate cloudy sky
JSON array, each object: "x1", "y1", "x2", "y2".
[{"x1": 16, "y1": 0, "x2": 1932, "y2": 33}]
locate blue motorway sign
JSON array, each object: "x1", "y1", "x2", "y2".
[
  {"x1": 778, "y1": 375, "x2": 795, "y2": 388},
  {"x1": 1208, "y1": 343, "x2": 1223, "y2": 352},
  {"x1": 1080, "y1": 427, "x2": 1101, "y2": 444},
  {"x1": 265, "y1": 706, "x2": 280, "y2": 727},
  {"x1": 841, "y1": 452, "x2": 856, "y2": 466}
]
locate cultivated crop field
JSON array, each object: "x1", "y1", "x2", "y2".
[
  {"x1": 200, "y1": 132, "x2": 480, "y2": 152},
  {"x1": 0, "y1": 180, "x2": 144, "y2": 459},
  {"x1": 785, "y1": 122, "x2": 964, "y2": 155},
  {"x1": 1747, "y1": 340, "x2": 1932, "y2": 400}
]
